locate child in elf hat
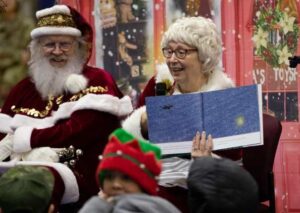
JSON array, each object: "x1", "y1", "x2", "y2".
[{"x1": 79, "y1": 128, "x2": 181, "y2": 213}]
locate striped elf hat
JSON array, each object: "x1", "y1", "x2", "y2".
[{"x1": 97, "y1": 128, "x2": 162, "y2": 195}]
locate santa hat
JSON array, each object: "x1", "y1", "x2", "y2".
[
  {"x1": 0, "y1": 162, "x2": 79, "y2": 213},
  {"x1": 97, "y1": 128, "x2": 162, "y2": 195},
  {"x1": 31, "y1": 4, "x2": 82, "y2": 39}
]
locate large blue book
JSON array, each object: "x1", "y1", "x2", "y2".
[{"x1": 146, "y1": 84, "x2": 263, "y2": 155}]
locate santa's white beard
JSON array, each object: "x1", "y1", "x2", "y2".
[{"x1": 28, "y1": 42, "x2": 85, "y2": 100}]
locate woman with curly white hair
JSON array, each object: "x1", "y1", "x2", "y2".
[{"x1": 122, "y1": 16, "x2": 238, "y2": 212}]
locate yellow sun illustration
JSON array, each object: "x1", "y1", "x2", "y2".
[{"x1": 235, "y1": 116, "x2": 245, "y2": 127}]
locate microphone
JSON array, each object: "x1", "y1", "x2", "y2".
[{"x1": 155, "y1": 82, "x2": 167, "y2": 96}]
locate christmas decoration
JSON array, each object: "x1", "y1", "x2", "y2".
[{"x1": 252, "y1": 5, "x2": 299, "y2": 67}]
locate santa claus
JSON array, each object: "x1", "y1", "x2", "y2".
[{"x1": 0, "y1": 4, "x2": 132, "y2": 209}]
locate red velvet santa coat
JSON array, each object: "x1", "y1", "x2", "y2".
[{"x1": 0, "y1": 66, "x2": 133, "y2": 204}]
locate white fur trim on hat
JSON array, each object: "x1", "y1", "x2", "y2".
[
  {"x1": 64, "y1": 74, "x2": 88, "y2": 94},
  {"x1": 31, "y1": 27, "x2": 81, "y2": 39},
  {"x1": 36, "y1": 5, "x2": 71, "y2": 18},
  {"x1": 13, "y1": 126, "x2": 34, "y2": 153}
]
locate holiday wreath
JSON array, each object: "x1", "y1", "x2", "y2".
[{"x1": 252, "y1": 6, "x2": 299, "y2": 67}]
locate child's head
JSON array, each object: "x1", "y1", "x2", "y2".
[
  {"x1": 0, "y1": 165, "x2": 54, "y2": 213},
  {"x1": 187, "y1": 157, "x2": 258, "y2": 213},
  {"x1": 0, "y1": 162, "x2": 79, "y2": 213},
  {"x1": 96, "y1": 128, "x2": 162, "y2": 196}
]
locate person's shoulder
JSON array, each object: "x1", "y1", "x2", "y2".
[
  {"x1": 205, "y1": 69, "x2": 235, "y2": 91},
  {"x1": 1, "y1": 77, "x2": 34, "y2": 113},
  {"x1": 11, "y1": 77, "x2": 34, "y2": 91},
  {"x1": 115, "y1": 194, "x2": 181, "y2": 213},
  {"x1": 78, "y1": 196, "x2": 112, "y2": 213},
  {"x1": 83, "y1": 66, "x2": 114, "y2": 82},
  {"x1": 84, "y1": 65, "x2": 109, "y2": 74},
  {"x1": 82, "y1": 66, "x2": 123, "y2": 97},
  {"x1": 5, "y1": 77, "x2": 35, "y2": 100}
]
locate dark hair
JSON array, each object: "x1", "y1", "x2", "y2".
[{"x1": 188, "y1": 157, "x2": 259, "y2": 213}]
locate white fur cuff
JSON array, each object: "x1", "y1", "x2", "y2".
[{"x1": 0, "y1": 113, "x2": 13, "y2": 133}]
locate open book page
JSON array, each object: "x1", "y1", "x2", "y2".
[{"x1": 146, "y1": 84, "x2": 263, "y2": 155}]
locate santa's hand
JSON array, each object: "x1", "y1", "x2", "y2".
[
  {"x1": 21, "y1": 147, "x2": 59, "y2": 162},
  {"x1": 191, "y1": 131, "x2": 213, "y2": 159}
]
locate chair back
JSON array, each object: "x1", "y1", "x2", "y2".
[{"x1": 242, "y1": 113, "x2": 282, "y2": 202}]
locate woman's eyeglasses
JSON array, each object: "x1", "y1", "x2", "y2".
[{"x1": 162, "y1": 48, "x2": 197, "y2": 59}]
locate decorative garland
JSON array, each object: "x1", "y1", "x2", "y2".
[{"x1": 252, "y1": 5, "x2": 299, "y2": 67}]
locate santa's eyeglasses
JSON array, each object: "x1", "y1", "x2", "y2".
[{"x1": 42, "y1": 41, "x2": 75, "y2": 52}]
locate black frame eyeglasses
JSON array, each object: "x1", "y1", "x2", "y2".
[{"x1": 162, "y1": 48, "x2": 198, "y2": 59}]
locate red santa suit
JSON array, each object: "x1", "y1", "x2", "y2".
[{"x1": 0, "y1": 5, "x2": 133, "y2": 207}]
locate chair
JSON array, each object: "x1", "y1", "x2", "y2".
[{"x1": 242, "y1": 113, "x2": 282, "y2": 213}]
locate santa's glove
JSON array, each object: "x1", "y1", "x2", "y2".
[
  {"x1": 21, "y1": 147, "x2": 60, "y2": 162},
  {"x1": 0, "y1": 134, "x2": 14, "y2": 161}
]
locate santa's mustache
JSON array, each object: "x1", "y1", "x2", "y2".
[{"x1": 48, "y1": 55, "x2": 68, "y2": 61}]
